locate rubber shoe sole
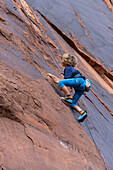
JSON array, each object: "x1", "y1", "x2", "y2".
[
  {"x1": 61, "y1": 97, "x2": 73, "y2": 104},
  {"x1": 78, "y1": 112, "x2": 87, "y2": 122}
]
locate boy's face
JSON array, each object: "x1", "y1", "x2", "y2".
[
  {"x1": 61, "y1": 56, "x2": 68, "y2": 67},
  {"x1": 62, "y1": 60, "x2": 67, "y2": 67},
  {"x1": 62, "y1": 62, "x2": 66, "y2": 67}
]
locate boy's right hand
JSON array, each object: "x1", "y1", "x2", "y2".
[{"x1": 46, "y1": 73, "x2": 59, "y2": 84}]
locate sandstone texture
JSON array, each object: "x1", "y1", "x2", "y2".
[{"x1": 0, "y1": 0, "x2": 113, "y2": 169}]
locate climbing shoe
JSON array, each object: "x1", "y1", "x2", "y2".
[
  {"x1": 64, "y1": 95, "x2": 73, "y2": 100},
  {"x1": 78, "y1": 111, "x2": 87, "y2": 122},
  {"x1": 61, "y1": 95, "x2": 73, "y2": 103},
  {"x1": 61, "y1": 95, "x2": 73, "y2": 104}
]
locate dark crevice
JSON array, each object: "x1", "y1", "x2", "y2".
[
  {"x1": 109, "y1": 0, "x2": 113, "y2": 5},
  {"x1": 35, "y1": 114, "x2": 58, "y2": 138},
  {"x1": 0, "y1": 165, "x2": 5, "y2": 170},
  {"x1": 0, "y1": 17, "x2": 6, "y2": 23},
  {"x1": 32, "y1": 97, "x2": 43, "y2": 109},
  {"x1": 4, "y1": 8, "x2": 24, "y2": 23},
  {"x1": 0, "y1": 29, "x2": 11, "y2": 41},
  {"x1": 24, "y1": 126, "x2": 35, "y2": 145},
  {"x1": 91, "y1": 89, "x2": 113, "y2": 116},
  {"x1": 84, "y1": 93, "x2": 113, "y2": 124},
  {"x1": 102, "y1": 0, "x2": 113, "y2": 13},
  {"x1": 0, "y1": 104, "x2": 24, "y2": 125},
  {"x1": 108, "y1": 27, "x2": 113, "y2": 30}
]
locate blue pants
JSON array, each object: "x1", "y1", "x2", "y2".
[{"x1": 58, "y1": 78, "x2": 86, "y2": 108}]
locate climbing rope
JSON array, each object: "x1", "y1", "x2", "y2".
[
  {"x1": 18, "y1": 0, "x2": 63, "y2": 74},
  {"x1": 32, "y1": 7, "x2": 65, "y2": 56},
  {"x1": 30, "y1": 6, "x2": 63, "y2": 74}
]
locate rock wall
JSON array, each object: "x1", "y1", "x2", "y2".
[{"x1": 0, "y1": 0, "x2": 113, "y2": 169}]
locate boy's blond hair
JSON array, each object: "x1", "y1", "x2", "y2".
[{"x1": 62, "y1": 53, "x2": 77, "y2": 67}]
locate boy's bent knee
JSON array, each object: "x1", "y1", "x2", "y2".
[{"x1": 58, "y1": 80, "x2": 65, "y2": 88}]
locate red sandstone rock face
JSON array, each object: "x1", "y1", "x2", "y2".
[
  {"x1": 0, "y1": 63, "x2": 105, "y2": 169},
  {"x1": 0, "y1": 0, "x2": 113, "y2": 169},
  {"x1": 103, "y1": 0, "x2": 113, "y2": 12}
]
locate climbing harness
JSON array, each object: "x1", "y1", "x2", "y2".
[{"x1": 85, "y1": 79, "x2": 91, "y2": 92}]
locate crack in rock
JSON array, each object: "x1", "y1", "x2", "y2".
[
  {"x1": 0, "y1": 96, "x2": 24, "y2": 125},
  {"x1": 24, "y1": 126, "x2": 35, "y2": 145},
  {"x1": 0, "y1": 165, "x2": 5, "y2": 170}
]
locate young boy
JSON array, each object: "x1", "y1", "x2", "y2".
[{"x1": 47, "y1": 53, "x2": 91, "y2": 121}]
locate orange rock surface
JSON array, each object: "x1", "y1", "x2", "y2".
[{"x1": 0, "y1": 0, "x2": 113, "y2": 169}]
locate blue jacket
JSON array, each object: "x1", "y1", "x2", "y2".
[{"x1": 64, "y1": 66, "x2": 81, "y2": 79}]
